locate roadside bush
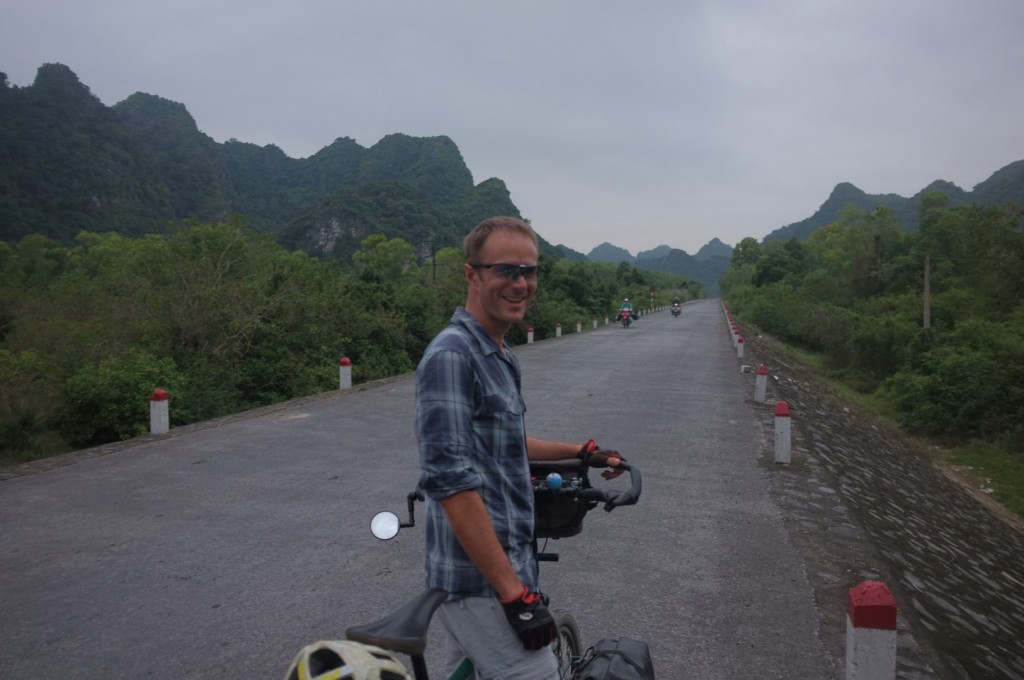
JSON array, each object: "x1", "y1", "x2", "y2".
[
  {"x1": 0, "y1": 349, "x2": 67, "y2": 462},
  {"x1": 60, "y1": 351, "x2": 186, "y2": 447},
  {"x1": 848, "y1": 307, "x2": 919, "y2": 382},
  {"x1": 743, "y1": 284, "x2": 806, "y2": 342},
  {"x1": 887, "y1": 319, "x2": 1024, "y2": 443},
  {"x1": 523, "y1": 292, "x2": 588, "y2": 342}
]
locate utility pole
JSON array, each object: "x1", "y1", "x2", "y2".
[{"x1": 923, "y1": 254, "x2": 931, "y2": 343}]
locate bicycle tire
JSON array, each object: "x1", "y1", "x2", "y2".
[{"x1": 552, "y1": 611, "x2": 582, "y2": 679}]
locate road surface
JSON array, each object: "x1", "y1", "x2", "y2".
[{"x1": 2, "y1": 300, "x2": 852, "y2": 678}]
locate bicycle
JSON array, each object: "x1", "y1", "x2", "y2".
[{"x1": 346, "y1": 458, "x2": 643, "y2": 680}]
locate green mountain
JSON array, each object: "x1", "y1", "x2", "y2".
[
  {"x1": 694, "y1": 237, "x2": 733, "y2": 261},
  {"x1": 0, "y1": 63, "x2": 540, "y2": 259},
  {"x1": 634, "y1": 249, "x2": 730, "y2": 296},
  {"x1": 551, "y1": 244, "x2": 588, "y2": 261},
  {"x1": 637, "y1": 245, "x2": 672, "y2": 260},
  {"x1": 587, "y1": 242, "x2": 635, "y2": 263},
  {"x1": 586, "y1": 240, "x2": 731, "y2": 295},
  {"x1": 763, "y1": 161, "x2": 1024, "y2": 243}
]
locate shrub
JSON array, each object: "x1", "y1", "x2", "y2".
[{"x1": 60, "y1": 351, "x2": 186, "y2": 447}]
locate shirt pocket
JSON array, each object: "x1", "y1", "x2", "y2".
[
  {"x1": 477, "y1": 391, "x2": 525, "y2": 420},
  {"x1": 475, "y1": 391, "x2": 527, "y2": 465}
]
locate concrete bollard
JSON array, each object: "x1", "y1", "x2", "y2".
[
  {"x1": 605, "y1": 315, "x2": 609, "y2": 326},
  {"x1": 755, "y1": 364, "x2": 768, "y2": 403},
  {"x1": 846, "y1": 581, "x2": 897, "y2": 680},
  {"x1": 576, "y1": 320, "x2": 582, "y2": 333},
  {"x1": 556, "y1": 323, "x2": 562, "y2": 338},
  {"x1": 592, "y1": 316, "x2": 598, "y2": 330},
  {"x1": 339, "y1": 356, "x2": 352, "y2": 390},
  {"x1": 736, "y1": 336, "x2": 745, "y2": 358},
  {"x1": 149, "y1": 388, "x2": 169, "y2": 435},
  {"x1": 774, "y1": 400, "x2": 791, "y2": 464},
  {"x1": 527, "y1": 327, "x2": 534, "y2": 344}
]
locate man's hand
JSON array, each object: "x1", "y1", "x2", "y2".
[
  {"x1": 500, "y1": 586, "x2": 557, "y2": 650},
  {"x1": 578, "y1": 439, "x2": 626, "y2": 479}
]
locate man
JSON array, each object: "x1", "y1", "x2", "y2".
[
  {"x1": 415, "y1": 216, "x2": 622, "y2": 679},
  {"x1": 619, "y1": 297, "x2": 635, "y2": 326}
]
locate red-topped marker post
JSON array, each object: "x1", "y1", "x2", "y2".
[
  {"x1": 846, "y1": 581, "x2": 897, "y2": 679},
  {"x1": 339, "y1": 357, "x2": 352, "y2": 390},
  {"x1": 774, "y1": 400, "x2": 791, "y2": 464},
  {"x1": 150, "y1": 388, "x2": 169, "y2": 435},
  {"x1": 755, "y1": 364, "x2": 769, "y2": 402}
]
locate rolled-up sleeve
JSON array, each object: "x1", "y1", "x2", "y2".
[{"x1": 417, "y1": 347, "x2": 483, "y2": 500}]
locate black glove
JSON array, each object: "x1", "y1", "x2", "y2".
[
  {"x1": 579, "y1": 439, "x2": 626, "y2": 480},
  {"x1": 578, "y1": 439, "x2": 625, "y2": 467},
  {"x1": 500, "y1": 586, "x2": 557, "y2": 650}
]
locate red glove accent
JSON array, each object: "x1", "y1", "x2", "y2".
[{"x1": 578, "y1": 439, "x2": 623, "y2": 467}]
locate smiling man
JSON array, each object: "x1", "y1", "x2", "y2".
[{"x1": 414, "y1": 216, "x2": 622, "y2": 679}]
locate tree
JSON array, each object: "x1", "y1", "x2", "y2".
[
  {"x1": 731, "y1": 237, "x2": 761, "y2": 266},
  {"x1": 352, "y1": 234, "x2": 417, "y2": 283},
  {"x1": 752, "y1": 239, "x2": 806, "y2": 287}
]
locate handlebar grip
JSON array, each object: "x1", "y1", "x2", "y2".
[
  {"x1": 578, "y1": 461, "x2": 642, "y2": 511},
  {"x1": 611, "y1": 461, "x2": 642, "y2": 509}
]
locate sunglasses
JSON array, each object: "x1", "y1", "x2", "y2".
[{"x1": 470, "y1": 263, "x2": 539, "y2": 282}]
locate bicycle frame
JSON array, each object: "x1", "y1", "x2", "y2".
[{"x1": 347, "y1": 460, "x2": 642, "y2": 679}]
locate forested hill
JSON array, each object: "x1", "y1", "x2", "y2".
[
  {"x1": 0, "y1": 63, "x2": 544, "y2": 261},
  {"x1": 586, "y1": 238, "x2": 734, "y2": 295},
  {"x1": 763, "y1": 160, "x2": 1024, "y2": 243}
]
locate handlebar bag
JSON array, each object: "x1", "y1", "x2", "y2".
[
  {"x1": 530, "y1": 461, "x2": 596, "y2": 539},
  {"x1": 577, "y1": 638, "x2": 656, "y2": 680}
]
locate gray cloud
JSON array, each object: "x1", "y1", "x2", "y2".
[{"x1": 3, "y1": 0, "x2": 1023, "y2": 255}]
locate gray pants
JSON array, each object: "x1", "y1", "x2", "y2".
[{"x1": 439, "y1": 596, "x2": 559, "y2": 680}]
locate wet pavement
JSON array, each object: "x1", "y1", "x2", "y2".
[{"x1": 740, "y1": 329, "x2": 1024, "y2": 679}]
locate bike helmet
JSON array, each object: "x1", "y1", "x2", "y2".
[{"x1": 285, "y1": 640, "x2": 410, "y2": 680}]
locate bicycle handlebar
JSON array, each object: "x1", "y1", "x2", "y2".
[
  {"x1": 373, "y1": 460, "x2": 642, "y2": 540},
  {"x1": 576, "y1": 460, "x2": 642, "y2": 511}
]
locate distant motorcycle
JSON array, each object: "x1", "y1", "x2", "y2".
[
  {"x1": 619, "y1": 309, "x2": 632, "y2": 328},
  {"x1": 671, "y1": 304, "x2": 681, "y2": 317}
]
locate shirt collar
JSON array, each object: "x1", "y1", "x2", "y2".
[{"x1": 451, "y1": 307, "x2": 509, "y2": 357}]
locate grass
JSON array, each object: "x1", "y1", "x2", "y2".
[{"x1": 946, "y1": 441, "x2": 1024, "y2": 522}]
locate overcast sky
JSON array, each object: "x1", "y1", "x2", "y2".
[{"x1": 3, "y1": 1, "x2": 1023, "y2": 255}]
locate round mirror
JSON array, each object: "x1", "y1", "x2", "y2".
[{"x1": 370, "y1": 511, "x2": 401, "y2": 540}]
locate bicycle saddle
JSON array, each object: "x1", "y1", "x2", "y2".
[{"x1": 346, "y1": 588, "x2": 448, "y2": 656}]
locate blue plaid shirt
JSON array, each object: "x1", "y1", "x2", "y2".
[{"x1": 415, "y1": 307, "x2": 538, "y2": 598}]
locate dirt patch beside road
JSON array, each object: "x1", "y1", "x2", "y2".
[{"x1": 739, "y1": 330, "x2": 1024, "y2": 680}]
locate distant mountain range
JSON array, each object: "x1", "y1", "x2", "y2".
[
  {"x1": 761, "y1": 163, "x2": 1024, "y2": 243},
  {"x1": 0, "y1": 63, "x2": 528, "y2": 263},
  {"x1": 3, "y1": 63, "x2": 1022, "y2": 297},
  {"x1": 572, "y1": 161, "x2": 1024, "y2": 294},
  {"x1": 588, "y1": 238, "x2": 732, "y2": 263},
  {"x1": 581, "y1": 239, "x2": 733, "y2": 295}
]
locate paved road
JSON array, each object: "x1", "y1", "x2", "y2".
[{"x1": 2, "y1": 300, "x2": 839, "y2": 678}]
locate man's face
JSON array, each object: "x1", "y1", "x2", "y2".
[{"x1": 465, "y1": 229, "x2": 538, "y2": 341}]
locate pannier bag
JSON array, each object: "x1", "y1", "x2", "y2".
[{"x1": 577, "y1": 638, "x2": 656, "y2": 680}]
